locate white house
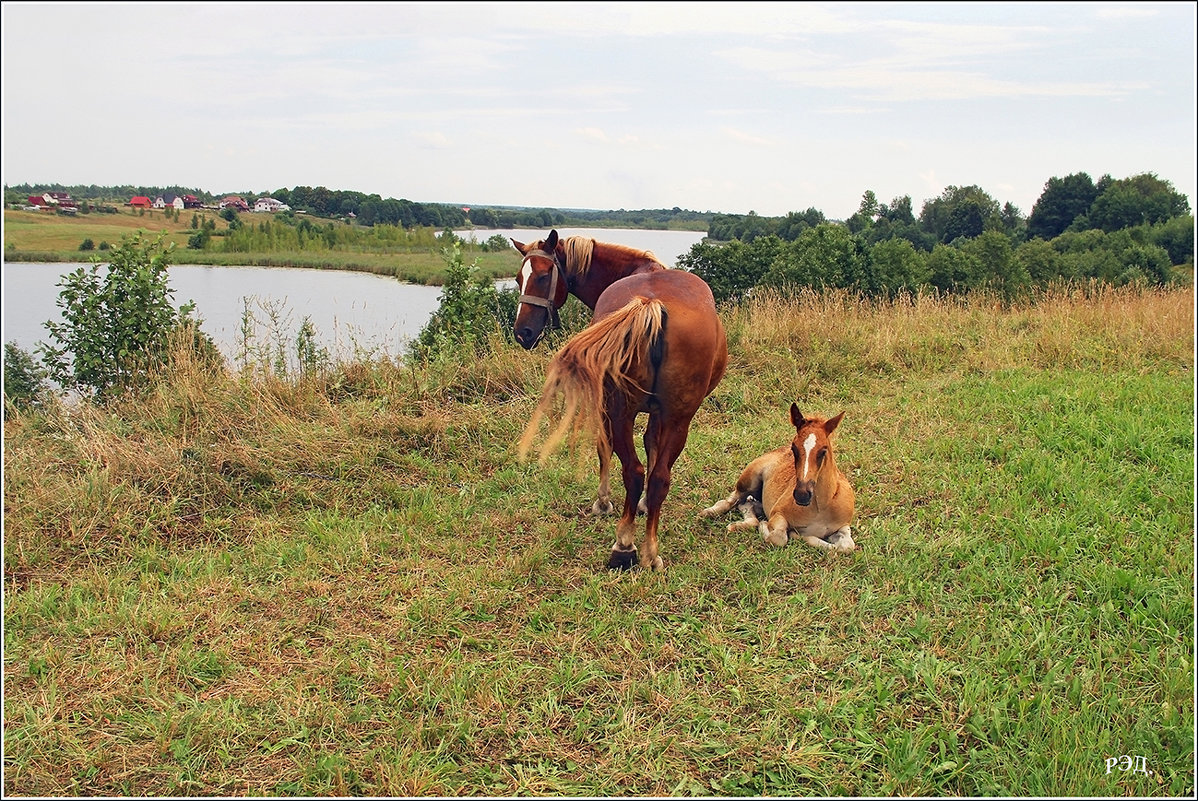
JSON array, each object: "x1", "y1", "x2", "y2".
[
  {"x1": 153, "y1": 194, "x2": 185, "y2": 210},
  {"x1": 253, "y1": 197, "x2": 290, "y2": 213}
]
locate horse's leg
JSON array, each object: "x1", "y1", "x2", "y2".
[
  {"x1": 638, "y1": 412, "x2": 695, "y2": 572},
  {"x1": 702, "y1": 458, "x2": 766, "y2": 521},
  {"x1": 638, "y1": 413, "x2": 660, "y2": 516},
  {"x1": 824, "y1": 525, "x2": 856, "y2": 552},
  {"x1": 727, "y1": 498, "x2": 763, "y2": 532},
  {"x1": 606, "y1": 400, "x2": 644, "y2": 571},
  {"x1": 760, "y1": 514, "x2": 790, "y2": 547},
  {"x1": 591, "y1": 437, "x2": 614, "y2": 515}
]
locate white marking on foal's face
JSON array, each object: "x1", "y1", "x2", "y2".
[
  {"x1": 517, "y1": 257, "x2": 534, "y2": 293},
  {"x1": 800, "y1": 433, "x2": 817, "y2": 479}
]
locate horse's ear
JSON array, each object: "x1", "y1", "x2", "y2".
[
  {"x1": 826, "y1": 411, "x2": 845, "y2": 435},
  {"x1": 790, "y1": 403, "x2": 804, "y2": 428},
  {"x1": 545, "y1": 229, "x2": 559, "y2": 250},
  {"x1": 511, "y1": 238, "x2": 528, "y2": 254}
]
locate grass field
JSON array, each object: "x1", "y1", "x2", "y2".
[
  {"x1": 3, "y1": 207, "x2": 225, "y2": 253},
  {"x1": 2, "y1": 209, "x2": 522, "y2": 284},
  {"x1": 2, "y1": 284, "x2": 1194, "y2": 796}
]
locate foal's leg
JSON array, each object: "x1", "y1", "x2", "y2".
[
  {"x1": 760, "y1": 514, "x2": 789, "y2": 547},
  {"x1": 607, "y1": 401, "x2": 644, "y2": 571},
  {"x1": 728, "y1": 497, "x2": 763, "y2": 533},
  {"x1": 702, "y1": 460, "x2": 766, "y2": 524},
  {"x1": 823, "y1": 525, "x2": 856, "y2": 552}
]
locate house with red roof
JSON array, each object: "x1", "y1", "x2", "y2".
[{"x1": 129, "y1": 196, "x2": 152, "y2": 208}]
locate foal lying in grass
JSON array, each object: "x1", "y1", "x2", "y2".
[{"x1": 702, "y1": 403, "x2": 856, "y2": 552}]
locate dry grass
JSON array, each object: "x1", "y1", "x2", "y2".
[
  {"x1": 3, "y1": 208, "x2": 230, "y2": 253},
  {"x1": 725, "y1": 283, "x2": 1193, "y2": 377}
]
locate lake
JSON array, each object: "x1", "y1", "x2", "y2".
[
  {"x1": 1, "y1": 228, "x2": 707, "y2": 363},
  {"x1": 451, "y1": 227, "x2": 705, "y2": 268}
]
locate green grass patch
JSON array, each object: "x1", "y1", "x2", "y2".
[{"x1": 3, "y1": 285, "x2": 1193, "y2": 796}]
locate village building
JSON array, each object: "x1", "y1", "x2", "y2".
[
  {"x1": 153, "y1": 194, "x2": 185, "y2": 210},
  {"x1": 26, "y1": 192, "x2": 77, "y2": 210},
  {"x1": 129, "y1": 196, "x2": 153, "y2": 208},
  {"x1": 218, "y1": 195, "x2": 250, "y2": 212},
  {"x1": 253, "y1": 197, "x2": 290, "y2": 213}
]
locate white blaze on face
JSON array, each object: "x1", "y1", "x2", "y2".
[
  {"x1": 800, "y1": 433, "x2": 817, "y2": 479},
  {"x1": 518, "y1": 257, "x2": 535, "y2": 294}
]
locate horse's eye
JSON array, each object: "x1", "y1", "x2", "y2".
[{"x1": 817, "y1": 449, "x2": 827, "y2": 465}]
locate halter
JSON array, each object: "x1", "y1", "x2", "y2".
[{"x1": 518, "y1": 248, "x2": 568, "y2": 328}]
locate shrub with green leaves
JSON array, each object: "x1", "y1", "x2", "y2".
[
  {"x1": 3, "y1": 342, "x2": 49, "y2": 413},
  {"x1": 39, "y1": 232, "x2": 207, "y2": 401},
  {"x1": 407, "y1": 242, "x2": 518, "y2": 363}
]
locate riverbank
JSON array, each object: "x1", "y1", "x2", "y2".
[
  {"x1": 9, "y1": 248, "x2": 523, "y2": 285},
  {"x1": 2, "y1": 209, "x2": 706, "y2": 283}
]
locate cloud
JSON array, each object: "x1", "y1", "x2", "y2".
[
  {"x1": 576, "y1": 127, "x2": 609, "y2": 142},
  {"x1": 722, "y1": 127, "x2": 774, "y2": 147},
  {"x1": 918, "y1": 170, "x2": 942, "y2": 197},
  {"x1": 1095, "y1": 5, "x2": 1160, "y2": 19},
  {"x1": 413, "y1": 132, "x2": 453, "y2": 150},
  {"x1": 717, "y1": 44, "x2": 1147, "y2": 103}
]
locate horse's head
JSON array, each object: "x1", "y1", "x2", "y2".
[
  {"x1": 511, "y1": 229, "x2": 569, "y2": 349},
  {"x1": 789, "y1": 403, "x2": 844, "y2": 506}
]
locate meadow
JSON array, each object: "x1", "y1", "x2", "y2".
[
  {"x1": 2, "y1": 209, "x2": 521, "y2": 284},
  {"x1": 2, "y1": 284, "x2": 1194, "y2": 796}
]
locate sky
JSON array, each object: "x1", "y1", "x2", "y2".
[{"x1": 2, "y1": 1, "x2": 1195, "y2": 221}]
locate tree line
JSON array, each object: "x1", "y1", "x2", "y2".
[
  {"x1": 684, "y1": 172, "x2": 1192, "y2": 301},
  {"x1": 4, "y1": 183, "x2": 707, "y2": 231}
]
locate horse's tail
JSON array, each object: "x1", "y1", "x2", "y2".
[{"x1": 519, "y1": 297, "x2": 665, "y2": 464}]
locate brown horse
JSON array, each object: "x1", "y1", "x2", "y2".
[
  {"x1": 701, "y1": 404, "x2": 856, "y2": 552},
  {"x1": 513, "y1": 229, "x2": 728, "y2": 571}
]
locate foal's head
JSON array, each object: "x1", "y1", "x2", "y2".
[
  {"x1": 789, "y1": 403, "x2": 845, "y2": 506},
  {"x1": 511, "y1": 229, "x2": 569, "y2": 349}
]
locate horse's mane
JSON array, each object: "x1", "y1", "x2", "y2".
[{"x1": 560, "y1": 236, "x2": 663, "y2": 280}]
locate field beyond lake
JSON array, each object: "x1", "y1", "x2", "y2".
[{"x1": 2, "y1": 284, "x2": 1194, "y2": 796}]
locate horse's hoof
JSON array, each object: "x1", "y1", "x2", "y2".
[
  {"x1": 591, "y1": 499, "x2": 614, "y2": 516},
  {"x1": 827, "y1": 529, "x2": 857, "y2": 552},
  {"x1": 607, "y1": 548, "x2": 638, "y2": 571}
]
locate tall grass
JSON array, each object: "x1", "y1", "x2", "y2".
[{"x1": 3, "y1": 284, "x2": 1193, "y2": 796}]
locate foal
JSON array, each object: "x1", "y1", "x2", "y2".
[{"x1": 702, "y1": 403, "x2": 856, "y2": 552}]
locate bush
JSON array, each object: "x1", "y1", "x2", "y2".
[
  {"x1": 3, "y1": 342, "x2": 49, "y2": 413},
  {"x1": 407, "y1": 242, "x2": 517, "y2": 363},
  {"x1": 483, "y1": 234, "x2": 512, "y2": 252},
  {"x1": 39, "y1": 232, "x2": 209, "y2": 401},
  {"x1": 187, "y1": 229, "x2": 211, "y2": 249},
  {"x1": 79, "y1": 238, "x2": 95, "y2": 251},
  {"x1": 679, "y1": 237, "x2": 783, "y2": 304}
]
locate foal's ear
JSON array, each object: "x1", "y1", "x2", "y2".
[
  {"x1": 790, "y1": 403, "x2": 804, "y2": 428},
  {"x1": 545, "y1": 229, "x2": 559, "y2": 250},
  {"x1": 825, "y1": 411, "x2": 845, "y2": 435},
  {"x1": 511, "y1": 238, "x2": 528, "y2": 254}
]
